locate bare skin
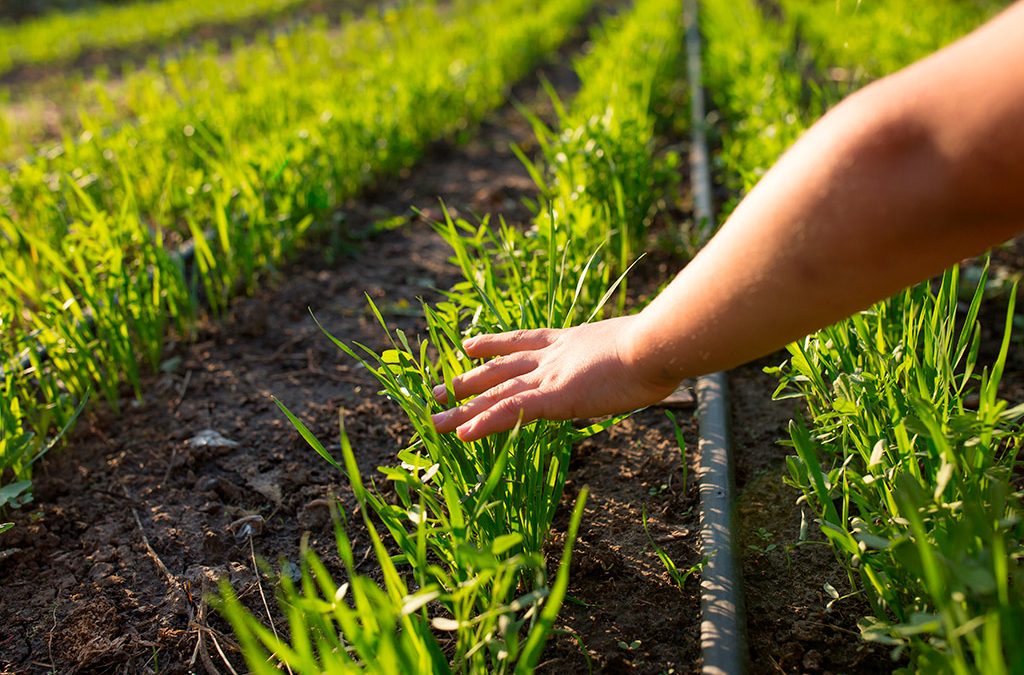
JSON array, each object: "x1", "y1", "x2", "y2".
[{"x1": 432, "y1": 1, "x2": 1024, "y2": 443}]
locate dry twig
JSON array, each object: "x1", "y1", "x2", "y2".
[
  {"x1": 125, "y1": 488, "x2": 182, "y2": 599},
  {"x1": 250, "y1": 535, "x2": 294, "y2": 675},
  {"x1": 173, "y1": 369, "x2": 193, "y2": 410}
]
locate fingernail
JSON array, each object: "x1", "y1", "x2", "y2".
[
  {"x1": 432, "y1": 411, "x2": 449, "y2": 427},
  {"x1": 456, "y1": 422, "x2": 474, "y2": 441},
  {"x1": 432, "y1": 384, "x2": 445, "y2": 399},
  {"x1": 463, "y1": 337, "x2": 477, "y2": 349}
]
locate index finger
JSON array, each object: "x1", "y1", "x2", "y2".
[{"x1": 463, "y1": 328, "x2": 558, "y2": 358}]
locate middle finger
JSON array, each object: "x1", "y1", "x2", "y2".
[{"x1": 431, "y1": 377, "x2": 533, "y2": 433}]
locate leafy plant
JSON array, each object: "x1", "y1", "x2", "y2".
[
  {"x1": 517, "y1": 0, "x2": 684, "y2": 284},
  {"x1": 220, "y1": 409, "x2": 590, "y2": 673},
  {"x1": 223, "y1": 0, "x2": 688, "y2": 667},
  {"x1": 781, "y1": 0, "x2": 1004, "y2": 88},
  {"x1": 0, "y1": 0, "x2": 336, "y2": 77},
  {"x1": 664, "y1": 409, "x2": 688, "y2": 494},
  {"x1": 703, "y1": 0, "x2": 1022, "y2": 669},
  {"x1": 775, "y1": 266, "x2": 1024, "y2": 671},
  {"x1": 642, "y1": 506, "x2": 704, "y2": 590}
]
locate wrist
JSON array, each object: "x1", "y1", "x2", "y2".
[{"x1": 618, "y1": 310, "x2": 685, "y2": 393}]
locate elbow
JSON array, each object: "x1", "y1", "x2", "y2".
[
  {"x1": 827, "y1": 81, "x2": 954, "y2": 225},
  {"x1": 845, "y1": 74, "x2": 1024, "y2": 232}
]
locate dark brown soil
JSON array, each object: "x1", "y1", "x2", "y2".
[
  {"x1": 731, "y1": 358, "x2": 895, "y2": 674},
  {"x1": 542, "y1": 409, "x2": 703, "y2": 674},
  {"x1": 977, "y1": 238, "x2": 1024, "y2": 401}
]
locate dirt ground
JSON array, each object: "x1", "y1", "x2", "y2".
[{"x1": 0, "y1": 6, "x2": 983, "y2": 672}]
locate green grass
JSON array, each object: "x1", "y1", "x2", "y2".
[
  {"x1": 701, "y1": 0, "x2": 814, "y2": 214},
  {"x1": 220, "y1": 406, "x2": 591, "y2": 673},
  {"x1": 780, "y1": 0, "x2": 1006, "y2": 88},
  {"x1": 775, "y1": 268, "x2": 1024, "y2": 673},
  {"x1": 220, "y1": 0, "x2": 688, "y2": 669},
  {"x1": 518, "y1": 0, "x2": 684, "y2": 274},
  {"x1": 0, "y1": 0, "x2": 594, "y2": 511},
  {"x1": 0, "y1": 0, "x2": 327, "y2": 77}
]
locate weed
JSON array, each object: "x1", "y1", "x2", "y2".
[{"x1": 642, "y1": 506, "x2": 704, "y2": 590}]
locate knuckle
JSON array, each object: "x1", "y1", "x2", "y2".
[
  {"x1": 509, "y1": 329, "x2": 530, "y2": 344},
  {"x1": 493, "y1": 396, "x2": 523, "y2": 417},
  {"x1": 487, "y1": 383, "x2": 512, "y2": 402},
  {"x1": 476, "y1": 388, "x2": 502, "y2": 408},
  {"x1": 495, "y1": 353, "x2": 531, "y2": 372},
  {"x1": 487, "y1": 355, "x2": 511, "y2": 369},
  {"x1": 491, "y1": 376, "x2": 528, "y2": 399},
  {"x1": 448, "y1": 374, "x2": 469, "y2": 393}
]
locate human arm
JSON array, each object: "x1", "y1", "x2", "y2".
[{"x1": 432, "y1": 2, "x2": 1024, "y2": 442}]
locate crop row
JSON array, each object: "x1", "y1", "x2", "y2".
[
  {"x1": 703, "y1": 0, "x2": 1022, "y2": 671},
  {"x1": 0, "y1": 0, "x2": 594, "y2": 519},
  {"x1": 0, "y1": 0, "x2": 330, "y2": 78},
  {"x1": 4, "y1": 0, "x2": 177, "y2": 23},
  {"x1": 219, "y1": 0, "x2": 687, "y2": 670},
  {"x1": 0, "y1": 2, "x2": 379, "y2": 162},
  {"x1": 781, "y1": 0, "x2": 1006, "y2": 86}
]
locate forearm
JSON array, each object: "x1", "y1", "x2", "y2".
[
  {"x1": 628, "y1": 3, "x2": 1024, "y2": 386},
  {"x1": 431, "y1": 2, "x2": 1024, "y2": 441}
]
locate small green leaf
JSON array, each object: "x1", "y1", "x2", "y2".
[
  {"x1": 0, "y1": 481, "x2": 32, "y2": 510},
  {"x1": 491, "y1": 533, "x2": 523, "y2": 556},
  {"x1": 273, "y1": 397, "x2": 340, "y2": 471}
]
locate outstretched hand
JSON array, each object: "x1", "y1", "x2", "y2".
[
  {"x1": 438, "y1": 3, "x2": 1024, "y2": 444},
  {"x1": 430, "y1": 315, "x2": 678, "y2": 442}
]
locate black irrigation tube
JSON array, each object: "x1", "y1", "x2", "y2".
[{"x1": 684, "y1": 0, "x2": 747, "y2": 673}]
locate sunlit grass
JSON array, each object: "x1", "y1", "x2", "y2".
[
  {"x1": 0, "y1": 0, "x2": 320, "y2": 77},
  {"x1": 0, "y1": 0, "x2": 593, "y2": 509},
  {"x1": 702, "y1": 0, "x2": 1023, "y2": 668},
  {"x1": 224, "y1": 0, "x2": 688, "y2": 669}
]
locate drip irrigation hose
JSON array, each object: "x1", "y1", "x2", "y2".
[{"x1": 684, "y1": 0, "x2": 747, "y2": 672}]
